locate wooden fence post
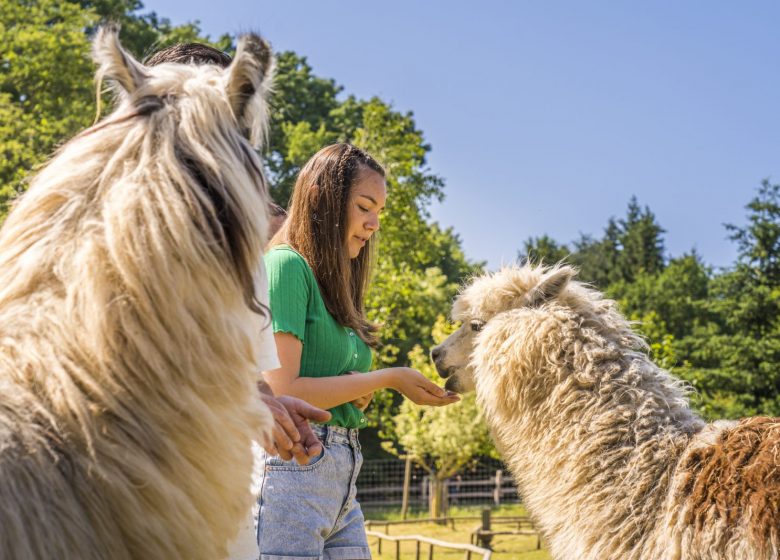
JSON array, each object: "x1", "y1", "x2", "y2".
[
  {"x1": 442, "y1": 478, "x2": 449, "y2": 516},
  {"x1": 477, "y1": 508, "x2": 493, "y2": 550},
  {"x1": 493, "y1": 470, "x2": 503, "y2": 506},
  {"x1": 401, "y1": 456, "x2": 412, "y2": 520}
]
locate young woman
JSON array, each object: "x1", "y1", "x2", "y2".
[{"x1": 257, "y1": 143, "x2": 459, "y2": 559}]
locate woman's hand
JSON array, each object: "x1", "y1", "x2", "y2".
[
  {"x1": 265, "y1": 334, "x2": 457, "y2": 410},
  {"x1": 387, "y1": 368, "x2": 460, "y2": 406},
  {"x1": 344, "y1": 371, "x2": 373, "y2": 411},
  {"x1": 257, "y1": 380, "x2": 331, "y2": 464}
]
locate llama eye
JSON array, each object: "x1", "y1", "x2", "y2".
[{"x1": 470, "y1": 320, "x2": 486, "y2": 332}]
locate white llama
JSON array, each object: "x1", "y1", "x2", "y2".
[
  {"x1": 432, "y1": 264, "x2": 779, "y2": 560},
  {"x1": 0, "y1": 27, "x2": 275, "y2": 559}
]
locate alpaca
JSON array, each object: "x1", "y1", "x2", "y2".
[
  {"x1": 432, "y1": 264, "x2": 780, "y2": 560},
  {"x1": 0, "y1": 27, "x2": 275, "y2": 559}
]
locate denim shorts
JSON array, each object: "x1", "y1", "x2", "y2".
[{"x1": 255, "y1": 424, "x2": 370, "y2": 560}]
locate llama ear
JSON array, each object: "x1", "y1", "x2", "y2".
[
  {"x1": 224, "y1": 33, "x2": 274, "y2": 148},
  {"x1": 527, "y1": 266, "x2": 575, "y2": 306},
  {"x1": 93, "y1": 24, "x2": 148, "y2": 94}
]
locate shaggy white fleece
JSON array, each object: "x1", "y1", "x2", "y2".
[
  {"x1": 0, "y1": 27, "x2": 274, "y2": 559},
  {"x1": 433, "y1": 264, "x2": 779, "y2": 560}
]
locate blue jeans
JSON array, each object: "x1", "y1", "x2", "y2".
[{"x1": 255, "y1": 424, "x2": 370, "y2": 560}]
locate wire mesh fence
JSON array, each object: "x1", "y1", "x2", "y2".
[{"x1": 356, "y1": 457, "x2": 520, "y2": 511}]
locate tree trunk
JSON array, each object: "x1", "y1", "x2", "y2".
[{"x1": 428, "y1": 477, "x2": 449, "y2": 521}]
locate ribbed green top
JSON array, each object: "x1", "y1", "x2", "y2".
[{"x1": 264, "y1": 245, "x2": 373, "y2": 429}]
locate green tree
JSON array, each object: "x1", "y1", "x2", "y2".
[
  {"x1": 573, "y1": 199, "x2": 666, "y2": 287},
  {"x1": 678, "y1": 181, "x2": 780, "y2": 417},
  {"x1": 75, "y1": 0, "x2": 232, "y2": 58},
  {"x1": 608, "y1": 253, "x2": 710, "y2": 340},
  {"x1": 382, "y1": 318, "x2": 496, "y2": 517},
  {"x1": 0, "y1": 0, "x2": 98, "y2": 214},
  {"x1": 520, "y1": 234, "x2": 571, "y2": 265},
  {"x1": 616, "y1": 196, "x2": 666, "y2": 282},
  {"x1": 264, "y1": 52, "x2": 343, "y2": 205},
  {"x1": 572, "y1": 219, "x2": 622, "y2": 288},
  {"x1": 0, "y1": 0, "x2": 227, "y2": 218},
  {"x1": 726, "y1": 179, "x2": 780, "y2": 287}
]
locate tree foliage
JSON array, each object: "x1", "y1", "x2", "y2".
[
  {"x1": 0, "y1": 0, "x2": 228, "y2": 218},
  {"x1": 522, "y1": 197, "x2": 666, "y2": 290},
  {"x1": 681, "y1": 180, "x2": 780, "y2": 417},
  {"x1": 1, "y1": 0, "x2": 98, "y2": 213},
  {"x1": 521, "y1": 234, "x2": 571, "y2": 265}
]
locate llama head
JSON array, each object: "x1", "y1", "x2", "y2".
[
  {"x1": 432, "y1": 262, "x2": 646, "y2": 416},
  {"x1": 94, "y1": 25, "x2": 273, "y2": 148},
  {"x1": 431, "y1": 264, "x2": 576, "y2": 394},
  {"x1": 85, "y1": 26, "x2": 276, "y2": 314}
]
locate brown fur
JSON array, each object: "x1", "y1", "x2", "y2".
[{"x1": 679, "y1": 417, "x2": 780, "y2": 549}]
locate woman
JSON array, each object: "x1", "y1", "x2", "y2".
[{"x1": 257, "y1": 143, "x2": 459, "y2": 559}]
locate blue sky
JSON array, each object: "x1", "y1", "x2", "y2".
[{"x1": 143, "y1": 0, "x2": 780, "y2": 270}]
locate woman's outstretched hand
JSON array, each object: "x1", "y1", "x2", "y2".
[{"x1": 387, "y1": 368, "x2": 460, "y2": 406}]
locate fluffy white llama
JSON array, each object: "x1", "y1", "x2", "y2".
[
  {"x1": 0, "y1": 27, "x2": 275, "y2": 559},
  {"x1": 432, "y1": 264, "x2": 779, "y2": 560}
]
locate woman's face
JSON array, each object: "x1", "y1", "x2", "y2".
[{"x1": 345, "y1": 169, "x2": 387, "y2": 259}]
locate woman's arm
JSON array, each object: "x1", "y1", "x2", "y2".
[{"x1": 262, "y1": 332, "x2": 459, "y2": 409}]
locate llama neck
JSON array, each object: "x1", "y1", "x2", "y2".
[{"x1": 487, "y1": 353, "x2": 704, "y2": 558}]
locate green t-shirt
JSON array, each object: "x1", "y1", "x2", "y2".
[{"x1": 264, "y1": 245, "x2": 373, "y2": 429}]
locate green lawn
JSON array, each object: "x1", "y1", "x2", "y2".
[{"x1": 365, "y1": 505, "x2": 551, "y2": 560}]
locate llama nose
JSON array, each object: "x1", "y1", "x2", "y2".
[{"x1": 430, "y1": 347, "x2": 442, "y2": 362}]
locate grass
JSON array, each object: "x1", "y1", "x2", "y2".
[{"x1": 365, "y1": 504, "x2": 551, "y2": 560}]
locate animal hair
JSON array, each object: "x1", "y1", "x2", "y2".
[
  {"x1": 0, "y1": 27, "x2": 275, "y2": 559},
  {"x1": 434, "y1": 264, "x2": 779, "y2": 560}
]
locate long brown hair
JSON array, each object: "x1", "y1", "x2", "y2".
[{"x1": 270, "y1": 143, "x2": 384, "y2": 346}]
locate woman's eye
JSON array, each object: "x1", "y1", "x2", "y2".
[{"x1": 358, "y1": 206, "x2": 369, "y2": 212}]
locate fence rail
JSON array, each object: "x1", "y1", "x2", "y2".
[
  {"x1": 366, "y1": 530, "x2": 492, "y2": 560},
  {"x1": 366, "y1": 515, "x2": 533, "y2": 533},
  {"x1": 357, "y1": 459, "x2": 520, "y2": 510}
]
